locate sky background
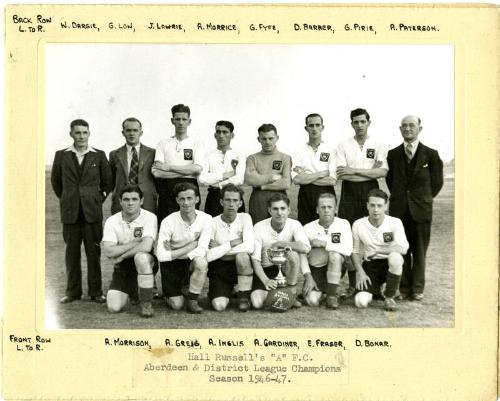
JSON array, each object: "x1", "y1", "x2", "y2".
[{"x1": 45, "y1": 44, "x2": 454, "y2": 163}]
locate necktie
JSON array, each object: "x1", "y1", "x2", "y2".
[
  {"x1": 129, "y1": 147, "x2": 139, "y2": 184},
  {"x1": 405, "y1": 143, "x2": 413, "y2": 162}
]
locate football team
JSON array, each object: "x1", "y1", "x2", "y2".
[{"x1": 51, "y1": 104, "x2": 444, "y2": 317}]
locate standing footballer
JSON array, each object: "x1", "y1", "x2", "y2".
[
  {"x1": 302, "y1": 193, "x2": 353, "y2": 309},
  {"x1": 156, "y1": 182, "x2": 212, "y2": 314},
  {"x1": 386, "y1": 115, "x2": 444, "y2": 301},
  {"x1": 198, "y1": 121, "x2": 245, "y2": 216},
  {"x1": 101, "y1": 185, "x2": 158, "y2": 317},
  {"x1": 351, "y1": 189, "x2": 409, "y2": 311},
  {"x1": 244, "y1": 124, "x2": 292, "y2": 224},
  {"x1": 335, "y1": 108, "x2": 389, "y2": 298},
  {"x1": 293, "y1": 113, "x2": 337, "y2": 225},
  {"x1": 206, "y1": 184, "x2": 254, "y2": 312},
  {"x1": 152, "y1": 104, "x2": 202, "y2": 224}
]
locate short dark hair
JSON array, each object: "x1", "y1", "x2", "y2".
[
  {"x1": 350, "y1": 108, "x2": 370, "y2": 121},
  {"x1": 220, "y1": 184, "x2": 244, "y2": 201},
  {"x1": 317, "y1": 192, "x2": 337, "y2": 205},
  {"x1": 119, "y1": 184, "x2": 143, "y2": 199},
  {"x1": 171, "y1": 104, "x2": 191, "y2": 117},
  {"x1": 258, "y1": 123, "x2": 277, "y2": 135},
  {"x1": 367, "y1": 188, "x2": 388, "y2": 203},
  {"x1": 305, "y1": 113, "x2": 323, "y2": 125},
  {"x1": 216, "y1": 120, "x2": 234, "y2": 132},
  {"x1": 122, "y1": 117, "x2": 142, "y2": 129},
  {"x1": 70, "y1": 119, "x2": 89, "y2": 129},
  {"x1": 267, "y1": 193, "x2": 290, "y2": 207},
  {"x1": 173, "y1": 182, "x2": 199, "y2": 198}
]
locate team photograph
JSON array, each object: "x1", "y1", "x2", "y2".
[{"x1": 44, "y1": 44, "x2": 454, "y2": 329}]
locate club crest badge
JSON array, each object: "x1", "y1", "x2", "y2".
[
  {"x1": 320, "y1": 152, "x2": 330, "y2": 162},
  {"x1": 366, "y1": 148, "x2": 375, "y2": 159},
  {"x1": 231, "y1": 159, "x2": 238, "y2": 169},
  {"x1": 183, "y1": 149, "x2": 193, "y2": 160},
  {"x1": 133, "y1": 227, "x2": 143, "y2": 238},
  {"x1": 272, "y1": 160, "x2": 282, "y2": 170},
  {"x1": 331, "y1": 233, "x2": 341, "y2": 243},
  {"x1": 383, "y1": 232, "x2": 393, "y2": 242}
]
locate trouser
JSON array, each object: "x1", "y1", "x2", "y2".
[
  {"x1": 338, "y1": 180, "x2": 379, "y2": 225},
  {"x1": 249, "y1": 188, "x2": 286, "y2": 224},
  {"x1": 204, "y1": 187, "x2": 245, "y2": 217},
  {"x1": 62, "y1": 211, "x2": 103, "y2": 297},
  {"x1": 297, "y1": 184, "x2": 336, "y2": 225},
  {"x1": 157, "y1": 177, "x2": 200, "y2": 224},
  {"x1": 400, "y1": 211, "x2": 431, "y2": 295}
]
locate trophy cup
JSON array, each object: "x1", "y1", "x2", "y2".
[{"x1": 266, "y1": 247, "x2": 291, "y2": 287}]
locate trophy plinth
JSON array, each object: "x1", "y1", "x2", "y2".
[{"x1": 266, "y1": 247, "x2": 291, "y2": 288}]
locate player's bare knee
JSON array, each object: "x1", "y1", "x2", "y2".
[
  {"x1": 304, "y1": 292, "x2": 321, "y2": 307},
  {"x1": 250, "y1": 291, "x2": 266, "y2": 309},
  {"x1": 388, "y1": 252, "x2": 404, "y2": 274},
  {"x1": 107, "y1": 298, "x2": 124, "y2": 313},
  {"x1": 134, "y1": 252, "x2": 153, "y2": 274},
  {"x1": 211, "y1": 297, "x2": 229, "y2": 312},
  {"x1": 191, "y1": 257, "x2": 208, "y2": 274},
  {"x1": 168, "y1": 297, "x2": 184, "y2": 310}
]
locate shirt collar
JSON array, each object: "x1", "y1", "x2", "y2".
[
  {"x1": 65, "y1": 144, "x2": 96, "y2": 154},
  {"x1": 307, "y1": 141, "x2": 324, "y2": 150},
  {"x1": 405, "y1": 139, "x2": 419, "y2": 151},
  {"x1": 121, "y1": 209, "x2": 142, "y2": 224},
  {"x1": 126, "y1": 143, "x2": 140, "y2": 152}
]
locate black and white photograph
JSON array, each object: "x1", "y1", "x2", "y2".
[{"x1": 44, "y1": 43, "x2": 454, "y2": 329}]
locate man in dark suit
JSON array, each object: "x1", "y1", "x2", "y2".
[
  {"x1": 51, "y1": 119, "x2": 113, "y2": 304},
  {"x1": 109, "y1": 117, "x2": 160, "y2": 298},
  {"x1": 109, "y1": 117, "x2": 157, "y2": 215},
  {"x1": 386, "y1": 115, "x2": 444, "y2": 301}
]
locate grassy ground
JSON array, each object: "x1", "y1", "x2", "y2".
[{"x1": 45, "y1": 172, "x2": 454, "y2": 329}]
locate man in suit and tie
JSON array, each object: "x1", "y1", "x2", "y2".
[
  {"x1": 386, "y1": 115, "x2": 444, "y2": 301},
  {"x1": 51, "y1": 119, "x2": 113, "y2": 304},
  {"x1": 109, "y1": 117, "x2": 160, "y2": 297},
  {"x1": 109, "y1": 118, "x2": 158, "y2": 215}
]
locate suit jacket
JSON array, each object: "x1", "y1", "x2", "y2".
[
  {"x1": 109, "y1": 143, "x2": 158, "y2": 215},
  {"x1": 51, "y1": 148, "x2": 113, "y2": 224},
  {"x1": 386, "y1": 142, "x2": 444, "y2": 223}
]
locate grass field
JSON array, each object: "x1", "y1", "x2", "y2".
[{"x1": 45, "y1": 172, "x2": 454, "y2": 329}]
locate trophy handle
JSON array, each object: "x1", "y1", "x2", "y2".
[{"x1": 266, "y1": 248, "x2": 272, "y2": 260}]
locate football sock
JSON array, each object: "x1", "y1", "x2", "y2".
[
  {"x1": 187, "y1": 292, "x2": 199, "y2": 301},
  {"x1": 237, "y1": 274, "x2": 253, "y2": 292},
  {"x1": 327, "y1": 283, "x2": 338, "y2": 297},
  {"x1": 385, "y1": 272, "x2": 401, "y2": 298},
  {"x1": 138, "y1": 273, "x2": 154, "y2": 302},
  {"x1": 348, "y1": 270, "x2": 356, "y2": 288},
  {"x1": 138, "y1": 287, "x2": 153, "y2": 302},
  {"x1": 189, "y1": 270, "x2": 206, "y2": 295}
]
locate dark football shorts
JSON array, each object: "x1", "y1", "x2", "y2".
[
  {"x1": 360, "y1": 259, "x2": 389, "y2": 295},
  {"x1": 310, "y1": 265, "x2": 328, "y2": 293},
  {"x1": 109, "y1": 255, "x2": 158, "y2": 298},
  {"x1": 160, "y1": 259, "x2": 192, "y2": 297},
  {"x1": 251, "y1": 266, "x2": 280, "y2": 291},
  {"x1": 207, "y1": 259, "x2": 237, "y2": 300}
]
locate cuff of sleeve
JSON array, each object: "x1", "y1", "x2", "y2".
[
  {"x1": 160, "y1": 250, "x2": 172, "y2": 262},
  {"x1": 301, "y1": 264, "x2": 311, "y2": 275}
]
